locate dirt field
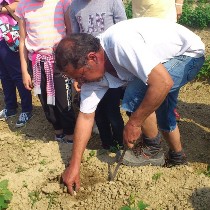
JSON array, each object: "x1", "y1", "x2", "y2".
[{"x1": 0, "y1": 29, "x2": 209, "y2": 210}]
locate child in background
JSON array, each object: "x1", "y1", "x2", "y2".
[
  {"x1": 16, "y1": 0, "x2": 75, "y2": 142},
  {"x1": 131, "y1": 0, "x2": 184, "y2": 121},
  {"x1": 69, "y1": 0, "x2": 127, "y2": 149},
  {"x1": 0, "y1": 0, "x2": 32, "y2": 127}
]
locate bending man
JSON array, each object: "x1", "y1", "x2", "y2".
[{"x1": 55, "y1": 17, "x2": 205, "y2": 194}]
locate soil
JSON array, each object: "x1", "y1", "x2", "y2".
[{"x1": 0, "y1": 29, "x2": 210, "y2": 210}]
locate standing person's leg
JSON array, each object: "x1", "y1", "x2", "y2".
[
  {"x1": 156, "y1": 55, "x2": 205, "y2": 165},
  {"x1": 95, "y1": 92, "x2": 113, "y2": 149},
  {"x1": 53, "y1": 68, "x2": 76, "y2": 143},
  {"x1": 6, "y1": 51, "x2": 32, "y2": 114},
  {"x1": 104, "y1": 88, "x2": 124, "y2": 148},
  {"x1": 0, "y1": 40, "x2": 32, "y2": 126},
  {"x1": 156, "y1": 89, "x2": 185, "y2": 165},
  {"x1": 28, "y1": 60, "x2": 64, "y2": 139},
  {"x1": 156, "y1": 90, "x2": 182, "y2": 151},
  {"x1": 121, "y1": 55, "x2": 205, "y2": 166},
  {"x1": 0, "y1": 40, "x2": 18, "y2": 118}
]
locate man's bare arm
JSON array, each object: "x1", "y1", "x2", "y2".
[
  {"x1": 70, "y1": 111, "x2": 95, "y2": 166},
  {"x1": 62, "y1": 111, "x2": 95, "y2": 195},
  {"x1": 129, "y1": 63, "x2": 173, "y2": 127},
  {"x1": 124, "y1": 63, "x2": 174, "y2": 147},
  {"x1": 175, "y1": 0, "x2": 184, "y2": 20}
]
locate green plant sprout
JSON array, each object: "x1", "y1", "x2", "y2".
[
  {"x1": 22, "y1": 181, "x2": 28, "y2": 188},
  {"x1": 15, "y1": 129, "x2": 22, "y2": 136},
  {"x1": 87, "y1": 150, "x2": 96, "y2": 161},
  {"x1": 39, "y1": 159, "x2": 47, "y2": 165},
  {"x1": 38, "y1": 168, "x2": 44, "y2": 172},
  {"x1": 0, "y1": 180, "x2": 13, "y2": 210},
  {"x1": 137, "y1": 201, "x2": 150, "y2": 210},
  {"x1": 23, "y1": 141, "x2": 33, "y2": 148},
  {"x1": 28, "y1": 191, "x2": 41, "y2": 207},
  {"x1": 109, "y1": 143, "x2": 123, "y2": 153},
  {"x1": 120, "y1": 194, "x2": 149, "y2": 210},
  {"x1": 152, "y1": 172, "x2": 163, "y2": 182},
  {"x1": 15, "y1": 165, "x2": 27, "y2": 173},
  {"x1": 46, "y1": 192, "x2": 57, "y2": 210},
  {"x1": 89, "y1": 150, "x2": 96, "y2": 157},
  {"x1": 49, "y1": 169, "x2": 56, "y2": 174},
  {"x1": 203, "y1": 165, "x2": 210, "y2": 177}
]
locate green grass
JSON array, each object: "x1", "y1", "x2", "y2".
[
  {"x1": 196, "y1": 56, "x2": 210, "y2": 79},
  {"x1": 125, "y1": 1, "x2": 132, "y2": 19},
  {"x1": 124, "y1": 0, "x2": 210, "y2": 29},
  {"x1": 178, "y1": 3, "x2": 210, "y2": 29}
]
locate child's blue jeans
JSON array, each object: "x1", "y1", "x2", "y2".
[
  {"x1": 0, "y1": 40, "x2": 32, "y2": 112},
  {"x1": 122, "y1": 55, "x2": 205, "y2": 132}
]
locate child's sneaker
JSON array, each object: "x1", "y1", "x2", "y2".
[
  {"x1": 55, "y1": 133, "x2": 73, "y2": 144},
  {"x1": 0, "y1": 109, "x2": 17, "y2": 121},
  {"x1": 55, "y1": 133, "x2": 65, "y2": 142},
  {"x1": 92, "y1": 122, "x2": 99, "y2": 134},
  {"x1": 63, "y1": 138, "x2": 73, "y2": 144},
  {"x1": 15, "y1": 112, "x2": 32, "y2": 128}
]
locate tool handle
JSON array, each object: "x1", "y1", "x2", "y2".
[{"x1": 110, "y1": 148, "x2": 127, "y2": 181}]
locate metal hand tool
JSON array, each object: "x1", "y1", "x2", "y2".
[{"x1": 108, "y1": 148, "x2": 127, "y2": 181}]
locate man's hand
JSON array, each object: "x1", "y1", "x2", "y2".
[
  {"x1": 62, "y1": 165, "x2": 80, "y2": 195},
  {"x1": 22, "y1": 72, "x2": 33, "y2": 90},
  {"x1": 123, "y1": 121, "x2": 142, "y2": 148}
]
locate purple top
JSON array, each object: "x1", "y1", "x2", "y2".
[{"x1": 0, "y1": 0, "x2": 17, "y2": 40}]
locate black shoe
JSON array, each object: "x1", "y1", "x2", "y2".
[
  {"x1": 101, "y1": 144, "x2": 111, "y2": 150},
  {"x1": 165, "y1": 149, "x2": 187, "y2": 167}
]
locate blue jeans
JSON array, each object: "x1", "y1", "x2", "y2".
[
  {"x1": 122, "y1": 55, "x2": 205, "y2": 132},
  {"x1": 0, "y1": 40, "x2": 32, "y2": 112}
]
